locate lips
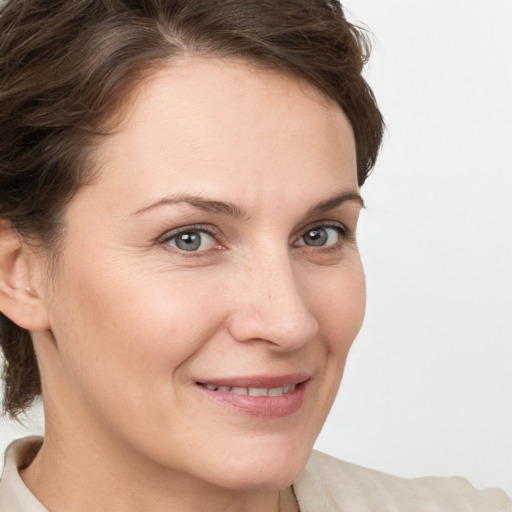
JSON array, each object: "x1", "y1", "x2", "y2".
[{"x1": 195, "y1": 374, "x2": 310, "y2": 418}]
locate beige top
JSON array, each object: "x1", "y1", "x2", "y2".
[{"x1": 1, "y1": 437, "x2": 510, "y2": 512}]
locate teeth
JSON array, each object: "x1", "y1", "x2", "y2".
[
  {"x1": 249, "y1": 387, "x2": 268, "y2": 396},
  {"x1": 203, "y1": 384, "x2": 296, "y2": 396},
  {"x1": 268, "y1": 387, "x2": 284, "y2": 396}
]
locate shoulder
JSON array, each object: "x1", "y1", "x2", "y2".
[
  {"x1": 294, "y1": 450, "x2": 512, "y2": 512},
  {"x1": 0, "y1": 437, "x2": 47, "y2": 512}
]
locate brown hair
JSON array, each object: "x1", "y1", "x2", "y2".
[{"x1": 0, "y1": 0, "x2": 384, "y2": 418}]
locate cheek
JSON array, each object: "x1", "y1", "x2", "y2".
[
  {"x1": 308, "y1": 258, "x2": 366, "y2": 354},
  {"x1": 306, "y1": 257, "x2": 365, "y2": 413},
  {"x1": 47, "y1": 257, "x2": 226, "y2": 402}
]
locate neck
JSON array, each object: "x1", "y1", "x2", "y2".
[{"x1": 20, "y1": 427, "x2": 296, "y2": 512}]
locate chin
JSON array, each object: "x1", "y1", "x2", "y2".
[{"x1": 197, "y1": 435, "x2": 315, "y2": 491}]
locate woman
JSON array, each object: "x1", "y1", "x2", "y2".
[{"x1": 0, "y1": 1, "x2": 509, "y2": 511}]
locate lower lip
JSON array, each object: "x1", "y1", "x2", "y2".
[{"x1": 196, "y1": 382, "x2": 307, "y2": 418}]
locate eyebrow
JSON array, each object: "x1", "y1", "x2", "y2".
[
  {"x1": 305, "y1": 191, "x2": 365, "y2": 216},
  {"x1": 131, "y1": 190, "x2": 364, "y2": 219},
  {"x1": 132, "y1": 194, "x2": 249, "y2": 219}
]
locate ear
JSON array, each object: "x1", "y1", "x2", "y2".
[{"x1": 0, "y1": 220, "x2": 50, "y2": 331}]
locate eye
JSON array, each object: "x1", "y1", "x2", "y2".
[
  {"x1": 164, "y1": 229, "x2": 217, "y2": 252},
  {"x1": 295, "y1": 225, "x2": 345, "y2": 247}
]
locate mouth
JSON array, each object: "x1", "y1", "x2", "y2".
[
  {"x1": 195, "y1": 374, "x2": 309, "y2": 418},
  {"x1": 197, "y1": 383, "x2": 297, "y2": 397}
]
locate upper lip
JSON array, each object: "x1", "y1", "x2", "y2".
[{"x1": 196, "y1": 373, "x2": 311, "y2": 389}]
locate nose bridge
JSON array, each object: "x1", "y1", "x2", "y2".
[{"x1": 229, "y1": 246, "x2": 319, "y2": 349}]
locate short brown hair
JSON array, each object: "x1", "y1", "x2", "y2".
[{"x1": 0, "y1": 0, "x2": 384, "y2": 418}]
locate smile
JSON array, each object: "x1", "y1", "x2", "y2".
[
  {"x1": 200, "y1": 384, "x2": 297, "y2": 396},
  {"x1": 195, "y1": 376, "x2": 308, "y2": 418}
]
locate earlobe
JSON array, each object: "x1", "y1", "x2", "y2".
[{"x1": 0, "y1": 220, "x2": 50, "y2": 331}]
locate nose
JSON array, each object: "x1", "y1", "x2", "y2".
[{"x1": 226, "y1": 252, "x2": 319, "y2": 351}]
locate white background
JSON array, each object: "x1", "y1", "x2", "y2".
[
  {"x1": 314, "y1": 0, "x2": 512, "y2": 496},
  {"x1": 1, "y1": 0, "x2": 511, "y2": 497}
]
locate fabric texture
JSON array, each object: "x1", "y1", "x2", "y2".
[
  {"x1": 1, "y1": 437, "x2": 510, "y2": 512},
  {"x1": 294, "y1": 450, "x2": 511, "y2": 512}
]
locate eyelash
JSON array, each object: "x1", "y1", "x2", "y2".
[
  {"x1": 158, "y1": 222, "x2": 351, "y2": 254},
  {"x1": 159, "y1": 224, "x2": 221, "y2": 254},
  {"x1": 293, "y1": 222, "x2": 349, "y2": 249}
]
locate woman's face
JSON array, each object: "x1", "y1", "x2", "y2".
[{"x1": 37, "y1": 57, "x2": 365, "y2": 489}]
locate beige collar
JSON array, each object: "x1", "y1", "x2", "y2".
[{"x1": 0, "y1": 437, "x2": 47, "y2": 512}]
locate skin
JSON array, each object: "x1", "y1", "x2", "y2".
[{"x1": 14, "y1": 57, "x2": 365, "y2": 512}]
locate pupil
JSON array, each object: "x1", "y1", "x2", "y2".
[
  {"x1": 305, "y1": 228, "x2": 327, "y2": 246},
  {"x1": 176, "y1": 232, "x2": 201, "y2": 251}
]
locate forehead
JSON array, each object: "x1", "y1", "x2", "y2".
[{"x1": 86, "y1": 56, "x2": 357, "y2": 213}]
